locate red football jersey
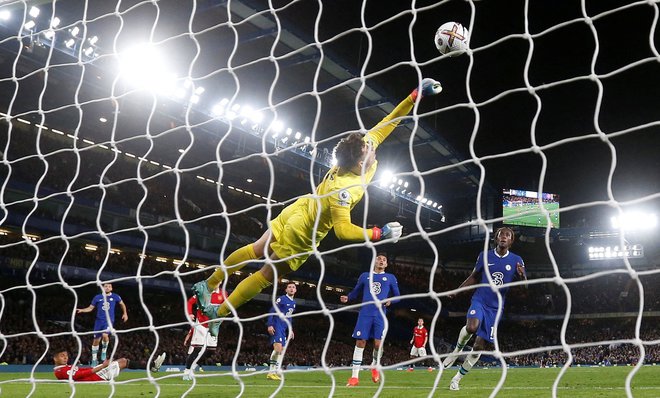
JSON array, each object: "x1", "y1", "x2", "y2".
[
  {"x1": 187, "y1": 290, "x2": 227, "y2": 327},
  {"x1": 412, "y1": 326, "x2": 428, "y2": 348},
  {"x1": 54, "y1": 365, "x2": 103, "y2": 381}
]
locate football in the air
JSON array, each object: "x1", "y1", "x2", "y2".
[{"x1": 434, "y1": 22, "x2": 470, "y2": 55}]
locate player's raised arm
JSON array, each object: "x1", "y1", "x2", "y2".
[{"x1": 366, "y1": 78, "x2": 443, "y2": 147}]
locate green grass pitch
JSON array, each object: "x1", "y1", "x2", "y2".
[
  {"x1": 503, "y1": 202, "x2": 560, "y2": 228},
  {"x1": 2, "y1": 366, "x2": 659, "y2": 397}
]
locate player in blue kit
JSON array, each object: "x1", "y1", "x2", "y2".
[
  {"x1": 340, "y1": 253, "x2": 400, "y2": 387},
  {"x1": 266, "y1": 282, "x2": 297, "y2": 381},
  {"x1": 77, "y1": 283, "x2": 128, "y2": 367},
  {"x1": 442, "y1": 227, "x2": 527, "y2": 391}
]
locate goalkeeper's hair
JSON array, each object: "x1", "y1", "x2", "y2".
[{"x1": 334, "y1": 132, "x2": 365, "y2": 169}]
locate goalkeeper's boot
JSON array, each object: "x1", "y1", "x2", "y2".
[
  {"x1": 202, "y1": 304, "x2": 223, "y2": 337},
  {"x1": 266, "y1": 372, "x2": 281, "y2": 381},
  {"x1": 371, "y1": 368, "x2": 380, "y2": 383},
  {"x1": 346, "y1": 377, "x2": 359, "y2": 387},
  {"x1": 449, "y1": 376, "x2": 461, "y2": 391},
  {"x1": 192, "y1": 281, "x2": 212, "y2": 311},
  {"x1": 151, "y1": 352, "x2": 166, "y2": 372}
]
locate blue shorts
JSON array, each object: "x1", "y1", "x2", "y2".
[
  {"x1": 352, "y1": 314, "x2": 385, "y2": 341},
  {"x1": 93, "y1": 319, "x2": 113, "y2": 339},
  {"x1": 269, "y1": 327, "x2": 288, "y2": 347},
  {"x1": 466, "y1": 300, "x2": 499, "y2": 343}
]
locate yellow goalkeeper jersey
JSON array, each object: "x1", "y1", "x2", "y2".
[{"x1": 270, "y1": 95, "x2": 415, "y2": 271}]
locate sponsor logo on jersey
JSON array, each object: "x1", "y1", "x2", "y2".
[
  {"x1": 371, "y1": 282, "x2": 382, "y2": 294},
  {"x1": 491, "y1": 271, "x2": 504, "y2": 286}
]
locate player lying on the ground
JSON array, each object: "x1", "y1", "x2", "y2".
[
  {"x1": 193, "y1": 77, "x2": 443, "y2": 336},
  {"x1": 442, "y1": 227, "x2": 527, "y2": 391},
  {"x1": 53, "y1": 348, "x2": 166, "y2": 382}
]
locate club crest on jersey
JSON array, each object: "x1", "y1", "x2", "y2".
[
  {"x1": 338, "y1": 189, "x2": 351, "y2": 207},
  {"x1": 491, "y1": 271, "x2": 504, "y2": 286},
  {"x1": 469, "y1": 309, "x2": 476, "y2": 315},
  {"x1": 505, "y1": 264, "x2": 511, "y2": 271}
]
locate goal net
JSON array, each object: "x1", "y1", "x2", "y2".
[{"x1": 1, "y1": 0, "x2": 659, "y2": 397}]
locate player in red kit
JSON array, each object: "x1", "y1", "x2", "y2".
[
  {"x1": 53, "y1": 348, "x2": 165, "y2": 381},
  {"x1": 183, "y1": 287, "x2": 227, "y2": 380},
  {"x1": 407, "y1": 318, "x2": 429, "y2": 371}
]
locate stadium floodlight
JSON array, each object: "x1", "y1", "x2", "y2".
[
  {"x1": 29, "y1": 6, "x2": 40, "y2": 18},
  {"x1": 379, "y1": 170, "x2": 393, "y2": 187},
  {"x1": 190, "y1": 94, "x2": 200, "y2": 104},
  {"x1": 44, "y1": 29, "x2": 55, "y2": 39},
  {"x1": 50, "y1": 17, "x2": 60, "y2": 28},
  {"x1": 250, "y1": 111, "x2": 263, "y2": 123},
  {"x1": 611, "y1": 212, "x2": 658, "y2": 231},
  {"x1": 226, "y1": 103, "x2": 240, "y2": 120},
  {"x1": 23, "y1": 20, "x2": 35, "y2": 30},
  {"x1": 211, "y1": 103, "x2": 225, "y2": 116},
  {"x1": 587, "y1": 244, "x2": 644, "y2": 261},
  {"x1": 70, "y1": 26, "x2": 79, "y2": 37},
  {"x1": 239, "y1": 105, "x2": 253, "y2": 123},
  {"x1": 88, "y1": 35, "x2": 98, "y2": 45},
  {"x1": 119, "y1": 44, "x2": 174, "y2": 92},
  {"x1": 99, "y1": 117, "x2": 107, "y2": 123},
  {"x1": 0, "y1": 10, "x2": 9, "y2": 21},
  {"x1": 64, "y1": 38, "x2": 75, "y2": 48},
  {"x1": 294, "y1": 131, "x2": 301, "y2": 140},
  {"x1": 269, "y1": 120, "x2": 284, "y2": 136},
  {"x1": 194, "y1": 86, "x2": 205, "y2": 95},
  {"x1": 285, "y1": 128, "x2": 292, "y2": 136},
  {"x1": 304, "y1": 136, "x2": 310, "y2": 144},
  {"x1": 83, "y1": 46, "x2": 94, "y2": 57}
]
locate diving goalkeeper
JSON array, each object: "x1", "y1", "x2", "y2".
[{"x1": 194, "y1": 78, "x2": 443, "y2": 335}]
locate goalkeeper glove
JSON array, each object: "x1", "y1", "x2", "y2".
[
  {"x1": 372, "y1": 222, "x2": 403, "y2": 243},
  {"x1": 410, "y1": 78, "x2": 443, "y2": 102}
]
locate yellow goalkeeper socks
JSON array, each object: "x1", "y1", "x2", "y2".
[
  {"x1": 217, "y1": 271, "x2": 272, "y2": 317},
  {"x1": 207, "y1": 244, "x2": 258, "y2": 287}
]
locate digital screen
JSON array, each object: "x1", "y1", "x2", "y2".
[{"x1": 502, "y1": 188, "x2": 560, "y2": 228}]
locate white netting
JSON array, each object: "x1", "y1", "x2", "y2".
[{"x1": 0, "y1": 0, "x2": 659, "y2": 397}]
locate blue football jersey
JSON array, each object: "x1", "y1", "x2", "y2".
[
  {"x1": 471, "y1": 249, "x2": 524, "y2": 308},
  {"x1": 92, "y1": 293, "x2": 122, "y2": 322},
  {"x1": 347, "y1": 272, "x2": 400, "y2": 316},
  {"x1": 267, "y1": 294, "x2": 296, "y2": 331}
]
